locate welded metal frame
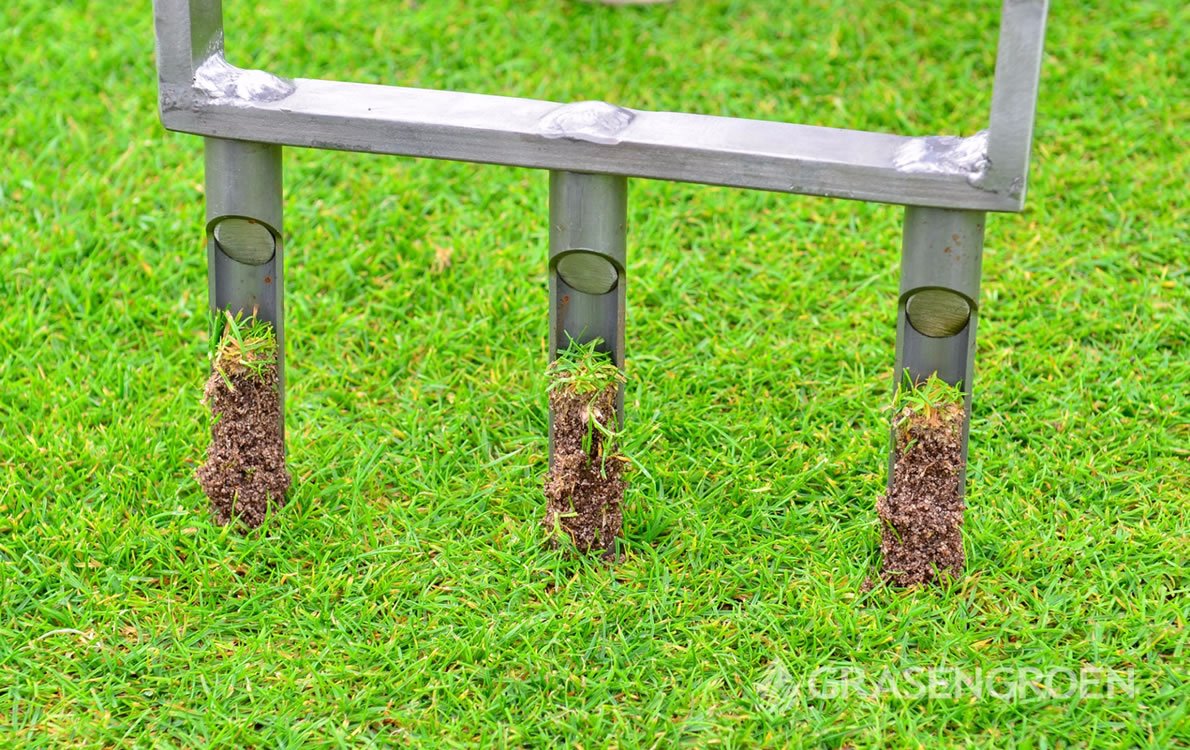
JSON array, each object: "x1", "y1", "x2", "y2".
[
  {"x1": 154, "y1": 0, "x2": 1047, "y2": 496},
  {"x1": 152, "y1": 0, "x2": 1047, "y2": 212}
]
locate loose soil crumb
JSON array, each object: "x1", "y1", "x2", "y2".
[
  {"x1": 196, "y1": 338, "x2": 289, "y2": 529},
  {"x1": 543, "y1": 383, "x2": 626, "y2": 559},
  {"x1": 877, "y1": 400, "x2": 966, "y2": 586}
]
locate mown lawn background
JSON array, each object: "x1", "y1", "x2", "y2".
[{"x1": 1, "y1": 0, "x2": 1186, "y2": 746}]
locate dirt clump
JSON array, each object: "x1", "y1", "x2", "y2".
[
  {"x1": 543, "y1": 379, "x2": 626, "y2": 559},
  {"x1": 877, "y1": 399, "x2": 966, "y2": 586},
  {"x1": 196, "y1": 319, "x2": 289, "y2": 529}
]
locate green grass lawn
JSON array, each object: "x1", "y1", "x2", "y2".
[{"x1": 2, "y1": 0, "x2": 1186, "y2": 746}]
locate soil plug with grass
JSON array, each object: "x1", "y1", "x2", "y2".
[
  {"x1": 543, "y1": 338, "x2": 628, "y2": 559},
  {"x1": 196, "y1": 311, "x2": 290, "y2": 528},
  {"x1": 877, "y1": 375, "x2": 967, "y2": 586}
]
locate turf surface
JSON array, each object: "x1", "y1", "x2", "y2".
[{"x1": 1, "y1": 0, "x2": 1186, "y2": 746}]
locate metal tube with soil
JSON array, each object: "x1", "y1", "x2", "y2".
[
  {"x1": 196, "y1": 137, "x2": 291, "y2": 528},
  {"x1": 879, "y1": 207, "x2": 986, "y2": 585},
  {"x1": 204, "y1": 137, "x2": 285, "y2": 390},
  {"x1": 543, "y1": 171, "x2": 628, "y2": 558}
]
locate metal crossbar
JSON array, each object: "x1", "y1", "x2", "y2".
[
  {"x1": 153, "y1": 0, "x2": 1048, "y2": 505},
  {"x1": 155, "y1": 2, "x2": 1046, "y2": 212}
]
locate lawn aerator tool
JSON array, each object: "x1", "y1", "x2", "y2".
[{"x1": 154, "y1": 1, "x2": 1047, "y2": 547}]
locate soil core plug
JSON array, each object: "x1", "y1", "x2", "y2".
[
  {"x1": 543, "y1": 339, "x2": 627, "y2": 559},
  {"x1": 877, "y1": 376, "x2": 967, "y2": 586},
  {"x1": 197, "y1": 312, "x2": 290, "y2": 528}
]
